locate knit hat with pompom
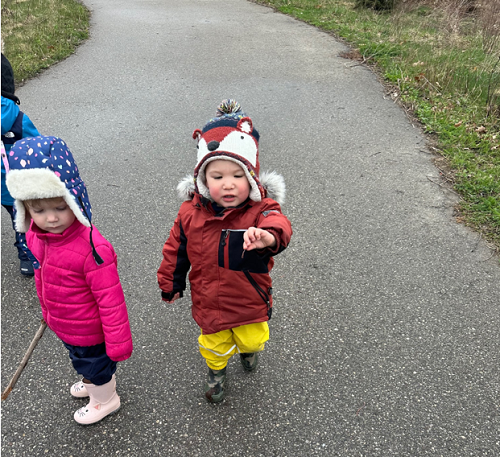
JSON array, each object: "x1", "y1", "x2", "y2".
[{"x1": 177, "y1": 99, "x2": 286, "y2": 205}]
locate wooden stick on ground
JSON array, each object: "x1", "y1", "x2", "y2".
[{"x1": 1, "y1": 319, "x2": 47, "y2": 401}]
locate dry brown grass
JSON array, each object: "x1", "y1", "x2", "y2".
[
  {"x1": 396, "y1": 0, "x2": 499, "y2": 49},
  {"x1": 477, "y1": 0, "x2": 500, "y2": 53}
]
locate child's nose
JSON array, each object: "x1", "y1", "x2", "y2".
[{"x1": 47, "y1": 212, "x2": 58, "y2": 222}]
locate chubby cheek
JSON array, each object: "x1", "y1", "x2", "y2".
[
  {"x1": 30, "y1": 213, "x2": 44, "y2": 227},
  {"x1": 207, "y1": 182, "x2": 222, "y2": 201},
  {"x1": 237, "y1": 182, "x2": 250, "y2": 199},
  {"x1": 65, "y1": 213, "x2": 76, "y2": 227}
]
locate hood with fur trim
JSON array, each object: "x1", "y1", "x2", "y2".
[
  {"x1": 6, "y1": 136, "x2": 92, "y2": 233},
  {"x1": 6, "y1": 136, "x2": 104, "y2": 265}
]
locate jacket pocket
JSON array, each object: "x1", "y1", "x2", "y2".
[
  {"x1": 243, "y1": 270, "x2": 273, "y2": 320},
  {"x1": 218, "y1": 229, "x2": 269, "y2": 273}
]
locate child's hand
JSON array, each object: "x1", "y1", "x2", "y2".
[
  {"x1": 166, "y1": 292, "x2": 180, "y2": 304},
  {"x1": 243, "y1": 227, "x2": 276, "y2": 251}
]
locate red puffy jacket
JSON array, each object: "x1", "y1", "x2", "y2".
[{"x1": 158, "y1": 194, "x2": 292, "y2": 335}]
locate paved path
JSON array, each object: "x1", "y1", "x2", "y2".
[{"x1": 2, "y1": 1, "x2": 499, "y2": 455}]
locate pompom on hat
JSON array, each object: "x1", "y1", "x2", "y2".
[
  {"x1": 6, "y1": 136, "x2": 103, "y2": 264},
  {"x1": 181, "y1": 99, "x2": 285, "y2": 205}
]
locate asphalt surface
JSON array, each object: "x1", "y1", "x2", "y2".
[{"x1": 1, "y1": 1, "x2": 500, "y2": 456}]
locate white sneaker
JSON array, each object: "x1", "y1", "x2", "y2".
[
  {"x1": 74, "y1": 377, "x2": 121, "y2": 425},
  {"x1": 70, "y1": 380, "x2": 89, "y2": 398}
]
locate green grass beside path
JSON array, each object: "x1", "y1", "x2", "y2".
[
  {"x1": 2, "y1": 0, "x2": 499, "y2": 258},
  {"x1": 254, "y1": 0, "x2": 500, "y2": 258},
  {"x1": 1, "y1": 0, "x2": 89, "y2": 83}
]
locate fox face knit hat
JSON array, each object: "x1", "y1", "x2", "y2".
[{"x1": 192, "y1": 99, "x2": 265, "y2": 202}]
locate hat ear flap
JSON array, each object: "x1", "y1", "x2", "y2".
[
  {"x1": 192, "y1": 129, "x2": 202, "y2": 141},
  {"x1": 237, "y1": 117, "x2": 253, "y2": 134}
]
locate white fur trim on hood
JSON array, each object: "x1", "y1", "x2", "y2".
[
  {"x1": 6, "y1": 168, "x2": 91, "y2": 233},
  {"x1": 177, "y1": 174, "x2": 196, "y2": 201},
  {"x1": 260, "y1": 171, "x2": 286, "y2": 205}
]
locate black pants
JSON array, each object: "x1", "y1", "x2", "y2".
[{"x1": 63, "y1": 342, "x2": 117, "y2": 386}]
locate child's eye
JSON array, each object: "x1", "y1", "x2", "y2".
[
  {"x1": 56, "y1": 206, "x2": 68, "y2": 211},
  {"x1": 33, "y1": 209, "x2": 44, "y2": 214}
]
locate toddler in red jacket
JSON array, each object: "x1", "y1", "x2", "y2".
[
  {"x1": 158, "y1": 100, "x2": 292, "y2": 402},
  {"x1": 6, "y1": 136, "x2": 133, "y2": 424}
]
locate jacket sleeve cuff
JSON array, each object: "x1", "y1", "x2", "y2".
[
  {"x1": 258, "y1": 229, "x2": 281, "y2": 255},
  {"x1": 161, "y1": 290, "x2": 183, "y2": 301},
  {"x1": 108, "y1": 352, "x2": 133, "y2": 362}
]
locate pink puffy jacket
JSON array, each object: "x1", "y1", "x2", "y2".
[{"x1": 26, "y1": 219, "x2": 133, "y2": 362}]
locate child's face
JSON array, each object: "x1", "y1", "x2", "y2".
[
  {"x1": 27, "y1": 197, "x2": 76, "y2": 234},
  {"x1": 205, "y1": 160, "x2": 251, "y2": 207}
]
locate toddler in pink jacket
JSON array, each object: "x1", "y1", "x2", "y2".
[{"x1": 6, "y1": 136, "x2": 133, "y2": 425}]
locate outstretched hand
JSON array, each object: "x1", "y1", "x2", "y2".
[{"x1": 243, "y1": 227, "x2": 276, "y2": 251}]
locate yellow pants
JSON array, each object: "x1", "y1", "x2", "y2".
[{"x1": 198, "y1": 322, "x2": 269, "y2": 370}]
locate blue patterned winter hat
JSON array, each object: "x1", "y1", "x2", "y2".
[
  {"x1": 6, "y1": 136, "x2": 103, "y2": 264},
  {"x1": 6, "y1": 135, "x2": 92, "y2": 232}
]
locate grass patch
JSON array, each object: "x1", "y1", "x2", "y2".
[
  {"x1": 1, "y1": 0, "x2": 90, "y2": 84},
  {"x1": 254, "y1": 0, "x2": 500, "y2": 256}
]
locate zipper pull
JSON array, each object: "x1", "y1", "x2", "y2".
[{"x1": 221, "y1": 230, "x2": 229, "y2": 246}]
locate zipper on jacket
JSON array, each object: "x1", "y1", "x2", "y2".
[
  {"x1": 220, "y1": 229, "x2": 247, "y2": 269},
  {"x1": 222, "y1": 230, "x2": 230, "y2": 268},
  {"x1": 40, "y1": 241, "x2": 47, "y2": 307},
  {"x1": 221, "y1": 229, "x2": 229, "y2": 246},
  {"x1": 243, "y1": 270, "x2": 272, "y2": 320}
]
